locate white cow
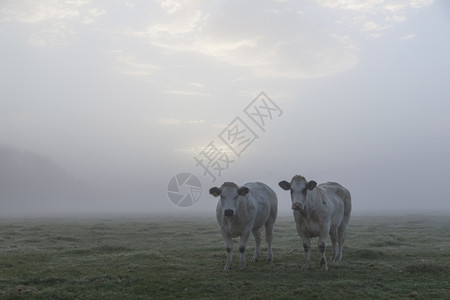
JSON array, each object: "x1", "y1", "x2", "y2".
[
  {"x1": 279, "y1": 175, "x2": 351, "y2": 270},
  {"x1": 210, "y1": 182, "x2": 278, "y2": 270}
]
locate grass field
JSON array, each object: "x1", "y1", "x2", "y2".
[{"x1": 0, "y1": 214, "x2": 449, "y2": 299}]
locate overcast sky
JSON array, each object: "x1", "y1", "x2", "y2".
[{"x1": 1, "y1": 0, "x2": 449, "y2": 215}]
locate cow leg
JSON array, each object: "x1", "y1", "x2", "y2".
[
  {"x1": 336, "y1": 223, "x2": 348, "y2": 262},
  {"x1": 221, "y1": 229, "x2": 233, "y2": 271},
  {"x1": 238, "y1": 227, "x2": 251, "y2": 270},
  {"x1": 251, "y1": 228, "x2": 261, "y2": 262},
  {"x1": 298, "y1": 232, "x2": 311, "y2": 270},
  {"x1": 264, "y1": 222, "x2": 274, "y2": 262},
  {"x1": 329, "y1": 228, "x2": 338, "y2": 262},
  {"x1": 318, "y1": 231, "x2": 329, "y2": 271}
]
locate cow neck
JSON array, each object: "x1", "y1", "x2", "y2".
[
  {"x1": 238, "y1": 196, "x2": 254, "y2": 216},
  {"x1": 223, "y1": 214, "x2": 242, "y2": 232},
  {"x1": 304, "y1": 192, "x2": 315, "y2": 216}
]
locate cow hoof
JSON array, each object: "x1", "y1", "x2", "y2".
[
  {"x1": 224, "y1": 265, "x2": 232, "y2": 271},
  {"x1": 267, "y1": 257, "x2": 273, "y2": 262},
  {"x1": 301, "y1": 264, "x2": 310, "y2": 270},
  {"x1": 331, "y1": 254, "x2": 342, "y2": 262},
  {"x1": 321, "y1": 265, "x2": 329, "y2": 271},
  {"x1": 239, "y1": 264, "x2": 247, "y2": 270},
  {"x1": 251, "y1": 257, "x2": 259, "y2": 262}
]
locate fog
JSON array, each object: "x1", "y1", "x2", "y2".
[{"x1": 1, "y1": 0, "x2": 449, "y2": 217}]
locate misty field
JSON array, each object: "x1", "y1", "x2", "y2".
[{"x1": 0, "y1": 215, "x2": 449, "y2": 299}]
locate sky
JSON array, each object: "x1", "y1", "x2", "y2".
[{"x1": 1, "y1": 0, "x2": 449, "y2": 216}]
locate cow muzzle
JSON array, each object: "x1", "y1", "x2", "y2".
[
  {"x1": 292, "y1": 203, "x2": 303, "y2": 211},
  {"x1": 224, "y1": 209, "x2": 235, "y2": 217}
]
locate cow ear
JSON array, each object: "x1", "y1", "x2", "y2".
[
  {"x1": 307, "y1": 181, "x2": 317, "y2": 190},
  {"x1": 237, "y1": 186, "x2": 249, "y2": 196},
  {"x1": 279, "y1": 180, "x2": 291, "y2": 191},
  {"x1": 209, "y1": 187, "x2": 221, "y2": 197}
]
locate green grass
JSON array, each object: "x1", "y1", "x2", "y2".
[{"x1": 0, "y1": 215, "x2": 449, "y2": 299}]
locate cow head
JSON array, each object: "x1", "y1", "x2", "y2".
[
  {"x1": 279, "y1": 175, "x2": 317, "y2": 214},
  {"x1": 209, "y1": 182, "x2": 249, "y2": 217}
]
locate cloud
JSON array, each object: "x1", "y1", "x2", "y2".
[
  {"x1": 111, "y1": 50, "x2": 160, "y2": 76},
  {"x1": 0, "y1": 0, "x2": 84, "y2": 24},
  {"x1": 187, "y1": 120, "x2": 205, "y2": 124},
  {"x1": 163, "y1": 90, "x2": 213, "y2": 97},
  {"x1": 317, "y1": 0, "x2": 434, "y2": 37},
  {"x1": 317, "y1": 0, "x2": 433, "y2": 11},
  {"x1": 147, "y1": 9, "x2": 207, "y2": 38},
  {"x1": 88, "y1": 8, "x2": 106, "y2": 17},
  {"x1": 152, "y1": 118, "x2": 206, "y2": 125},
  {"x1": 0, "y1": 0, "x2": 105, "y2": 47},
  {"x1": 156, "y1": 0, "x2": 209, "y2": 14},
  {"x1": 188, "y1": 82, "x2": 204, "y2": 88},
  {"x1": 83, "y1": 7, "x2": 107, "y2": 23},
  {"x1": 401, "y1": 33, "x2": 417, "y2": 40},
  {"x1": 128, "y1": 0, "x2": 359, "y2": 79},
  {"x1": 174, "y1": 146, "x2": 197, "y2": 154},
  {"x1": 1, "y1": 0, "x2": 435, "y2": 77},
  {"x1": 385, "y1": 14, "x2": 407, "y2": 23},
  {"x1": 361, "y1": 21, "x2": 392, "y2": 32}
]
